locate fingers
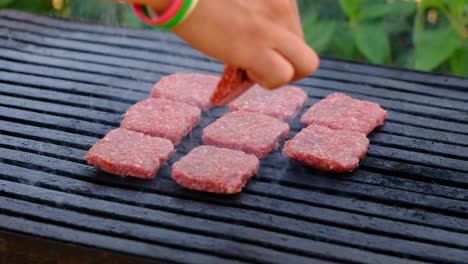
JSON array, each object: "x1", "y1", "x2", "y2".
[
  {"x1": 240, "y1": 29, "x2": 319, "y2": 89},
  {"x1": 273, "y1": 30, "x2": 320, "y2": 82},
  {"x1": 275, "y1": 0, "x2": 303, "y2": 39},
  {"x1": 244, "y1": 48, "x2": 294, "y2": 89},
  {"x1": 289, "y1": 0, "x2": 304, "y2": 39}
]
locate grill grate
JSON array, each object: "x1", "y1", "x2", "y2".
[{"x1": 0, "y1": 10, "x2": 468, "y2": 264}]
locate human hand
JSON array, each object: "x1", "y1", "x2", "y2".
[
  {"x1": 172, "y1": 0, "x2": 319, "y2": 89},
  {"x1": 120, "y1": 0, "x2": 319, "y2": 89}
]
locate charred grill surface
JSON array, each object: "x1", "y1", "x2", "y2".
[{"x1": 0, "y1": 10, "x2": 467, "y2": 264}]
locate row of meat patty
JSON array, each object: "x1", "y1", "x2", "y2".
[{"x1": 86, "y1": 73, "x2": 386, "y2": 194}]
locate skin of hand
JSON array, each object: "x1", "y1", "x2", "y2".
[{"x1": 120, "y1": 0, "x2": 319, "y2": 89}]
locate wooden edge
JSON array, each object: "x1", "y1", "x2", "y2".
[{"x1": 0, "y1": 229, "x2": 159, "y2": 264}]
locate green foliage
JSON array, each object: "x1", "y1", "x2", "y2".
[
  {"x1": 450, "y1": 44, "x2": 468, "y2": 75},
  {"x1": 414, "y1": 26, "x2": 461, "y2": 71},
  {"x1": 0, "y1": 0, "x2": 14, "y2": 8},
  {"x1": 339, "y1": 0, "x2": 365, "y2": 18},
  {"x1": 353, "y1": 23, "x2": 390, "y2": 64},
  {"x1": 304, "y1": 16, "x2": 336, "y2": 54},
  {"x1": 3, "y1": 0, "x2": 51, "y2": 13},
  {"x1": 357, "y1": 3, "x2": 397, "y2": 20},
  {"x1": 301, "y1": 0, "x2": 468, "y2": 77}
]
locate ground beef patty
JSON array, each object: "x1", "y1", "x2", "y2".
[
  {"x1": 301, "y1": 93, "x2": 387, "y2": 135},
  {"x1": 121, "y1": 98, "x2": 201, "y2": 145},
  {"x1": 283, "y1": 124, "x2": 369, "y2": 172},
  {"x1": 172, "y1": 146, "x2": 259, "y2": 194},
  {"x1": 150, "y1": 73, "x2": 220, "y2": 111},
  {"x1": 229, "y1": 85, "x2": 308, "y2": 121},
  {"x1": 85, "y1": 128, "x2": 174, "y2": 179},
  {"x1": 202, "y1": 111, "x2": 290, "y2": 158}
]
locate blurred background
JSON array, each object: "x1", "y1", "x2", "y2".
[{"x1": 1, "y1": 0, "x2": 466, "y2": 77}]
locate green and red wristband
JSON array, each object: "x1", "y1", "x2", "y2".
[{"x1": 131, "y1": 0, "x2": 198, "y2": 30}]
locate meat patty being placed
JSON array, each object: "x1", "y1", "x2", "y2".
[
  {"x1": 283, "y1": 124, "x2": 369, "y2": 172},
  {"x1": 85, "y1": 128, "x2": 174, "y2": 179},
  {"x1": 301, "y1": 93, "x2": 387, "y2": 135},
  {"x1": 121, "y1": 98, "x2": 201, "y2": 145},
  {"x1": 150, "y1": 73, "x2": 220, "y2": 111},
  {"x1": 210, "y1": 65, "x2": 254, "y2": 107},
  {"x1": 172, "y1": 146, "x2": 259, "y2": 194},
  {"x1": 202, "y1": 111, "x2": 290, "y2": 158},
  {"x1": 229, "y1": 85, "x2": 308, "y2": 121}
]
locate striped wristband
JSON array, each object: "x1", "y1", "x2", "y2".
[{"x1": 131, "y1": 0, "x2": 199, "y2": 30}]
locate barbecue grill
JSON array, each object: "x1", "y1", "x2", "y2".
[{"x1": 0, "y1": 10, "x2": 467, "y2": 264}]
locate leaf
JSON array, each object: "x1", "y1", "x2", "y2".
[
  {"x1": 328, "y1": 24, "x2": 357, "y2": 59},
  {"x1": 390, "y1": 0, "x2": 417, "y2": 16},
  {"x1": 358, "y1": 3, "x2": 393, "y2": 20},
  {"x1": 339, "y1": 0, "x2": 366, "y2": 18},
  {"x1": 305, "y1": 21, "x2": 336, "y2": 54},
  {"x1": 444, "y1": 0, "x2": 467, "y2": 13},
  {"x1": 414, "y1": 26, "x2": 462, "y2": 71},
  {"x1": 375, "y1": 1, "x2": 415, "y2": 34},
  {"x1": 352, "y1": 23, "x2": 390, "y2": 64},
  {"x1": 0, "y1": 0, "x2": 14, "y2": 8},
  {"x1": 420, "y1": 0, "x2": 445, "y2": 9},
  {"x1": 301, "y1": 8, "x2": 319, "y2": 27},
  {"x1": 8, "y1": 0, "x2": 52, "y2": 13},
  {"x1": 450, "y1": 45, "x2": 468, "y2": 77},
  {"x1": 358, "y1": 1, "x2": 416, "y2": 20}
]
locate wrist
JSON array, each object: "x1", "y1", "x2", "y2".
[
  {"x1": 149, "y1": 0, "x2": 173, "y2": 14},
  {"x1": 131, "y1": 0, "x2": 199, "y2": 29}
]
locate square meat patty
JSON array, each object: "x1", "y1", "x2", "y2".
[
  {"x1": 150, "y1": 73, "x2": 220, "y2": 111},
  {"x1": 283, "y1": 124, "x2": 369, "y2": 172},
  {"x1": 172, "y1": 146, "x2": 259, "y2": 194},
  {"x1": 229, "y1": 85, "x2": 308, "y2": 121},
  {"x1": 301, "y1": 93, "x2": 387, "y2": 135},
  {"x1": 121, "y1": 98, "x2": 201, "y2": 145},
  {"x1": 202, "y1": 111, "x2": 290, "y2": 158},
  {"x1": 85, "y1": 128, "x2": 174, "y2": 179}
]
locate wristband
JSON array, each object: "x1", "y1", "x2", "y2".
[
  {"x1": 131, "y1": 0, "x2": 183, "y2": 26},
  {"x1": 179, "y1": 0, "x2": 199, "y2": 24},
  {"x1": 131, "y1": 0, "x2": 199, "y2": 30},
  {"x1": 156, "y1": 0, "x2": 192, "y2": 29}
]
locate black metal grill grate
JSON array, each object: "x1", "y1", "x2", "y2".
[{"x1": 0, "y1": 10, "x2": 468, "y2": 264}]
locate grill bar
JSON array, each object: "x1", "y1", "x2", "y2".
[
  {"x1": 1, "y1": 53, "x2": 468, "y2": 138},
  {"x1": 1, "y1": 13, "x2": 466, "y2": 96},
  {"x1": 1, "y1": 44, "x2": 467, "y2": 115},
  {"x1": 0, "y1": 36, "x2": 466, "y2": 127},
  {"x1": 0, "y1": 10, "x2": 467, "y2": 263},
  {"x1": 1, "y1": 155, "x2": 467, "y2": 263}
]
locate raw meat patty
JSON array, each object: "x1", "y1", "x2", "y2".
[
  {"x1": 202, "y1": 111, "x2": 290, "y2": 158},
  {"x1": 210, "y1": 65, "x2": 254, "y2": 107},
  {"x1": 283, "y1": 124, "x2": 369, "y2": 172},
  {"x1": 121, "y1": 98, "x2": 201, "y2": 145},
  {"x1": 229, "y1": 85, "x2": 308, "y2": 121},
  {"x1": 150, "y1": 73, "x2": 220, "y2": 111},
  {"x1": 85, "y1": 128, "x2": 174, "y2": 179},
  {"x1": 172, "y1": 146, "x2": 259, "y2": 194},
  {"x1": 301, "y1": 93, "x2": 387, "y2": 135}
]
